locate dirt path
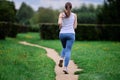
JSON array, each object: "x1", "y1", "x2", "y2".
[{"x1": 19, "y1": 41, "x2": 81, "y2": 80}]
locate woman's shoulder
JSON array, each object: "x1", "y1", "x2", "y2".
[
  {"x1": 59, "y1": 12, "x2": 65, "y2": 18},
  {"x1": 71, "y1": 12, "x2": 76, "y2": 15},
  {"x1": 71, "y1": 12, "x2": 77, "y2": 17}
]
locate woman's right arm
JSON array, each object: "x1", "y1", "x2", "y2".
[
  {"x1": 74, "y1": 13, "x2": 77, "y2": 29},
  {"x1": 58, "y1": 13, "x2": 63, "y2": 29}
]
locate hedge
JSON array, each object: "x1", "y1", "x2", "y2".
[
  {"x1": 0, "y1": 22, "x2": 11, "y2": 39},
  {"x1": 75, "y1": 24, "x2": 99, "y2": 41},
  {"x1": 39, "y1": 23, "x2": 120, "y2": 41},
  {"x1": 40, "y1": 23, "x2": 59, "y2": 40},
  {"x1": 18, "y1": 25, "x2": 29, "y2": 33},
  {"x1": 98, "y1": 24, "x2": 120, "y2": 41},
  {"x1": 0, "y1": 22, "x2": 30, "y2": 40},
  {"x1": 7, "y1": 23, "x2": 19, "y2": 38}
]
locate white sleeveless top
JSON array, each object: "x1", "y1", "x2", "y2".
[{"x1": 60, "y1": 12, "x2": 75, "y2": 34}]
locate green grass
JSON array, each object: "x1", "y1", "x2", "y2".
[
  {"x1": 16, "y1": 32, "x2": 120, "y2": 80},
  {"x1": 17, "y1": 32, "x2": 62, "y2": 53},
  {"x1": 0, "y1": 37, "x2": 55, "y2": 80},
  {"x1": 72, "y1": 41, "x2": 120, "y2": 80}
]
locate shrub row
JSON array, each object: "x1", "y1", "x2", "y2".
[
  {"x1": 97, "y1": 24, "x2": 120, "y2": 41},
  {"x1": 40, "y1": 23, "x2": 120, "y2": 41},
  {"x1": 0, "y1": 22, "x2": 29, "y2": 40},
  {"x1": 0, "y1": 22, "x2": 10, "y2": 39},
  {"x1": 40, "y1": 23, "x2": 59, "y2": 40}
]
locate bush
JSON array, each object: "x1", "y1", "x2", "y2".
[
  {"x1": 98, "y1": 24, "x2": 120, "y2": 41},
  {"x1": 0, "y1": 22, "x2": 30, "y2": 40},
  {"x1": 0, "y1": 1, "x2": 16, "y2": 22},
  {"x1": 0, "y1": 22, "x2": 11, "y2": 40},
  {"x1": 18, "y1": 25, "x2": 30, "y2": 33},
  {"x1": 29, "y1": 24, "x2": 39, "y2": 32},
  {"x1": 39, "y1": 23, "x2": 120, "y2": 41},
  {"x1": 7, "y1": 23, "x2": 20, "y2": 38},
  {"x1": 75, "y1": 24, "x2": 99, "y2": 41},
  {"x1": 0, "y1": 22, "x2": 20, "y2": 39},
  {"x1": 40, "y1": 23, "x2": 59, "y2": 40}
]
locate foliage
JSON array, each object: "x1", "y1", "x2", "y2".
[
  {"x1": 15, "y1": 2, "x2": 103, "y2": 26},
  {"x1": 0, "y1": 0, "x2": 16, "y2": 22},
  {"x1": 0, "y1": 22, "x2": 11, "y2": 40},
  {"x1": 31, "y1": 7, "x2": 59, "y2": 24},
  {"x1": 97, "y1": 0, "x2": 120, "y2": 24},
  {"x1": 0, "y1": 22, "x2": 30, "y2": 40},
  {"x1": 7, "y1": 23, "x2": 20, "y2": 38},
  {"x1": 18, "y1": 25, "x2": 30, "y2": 33},
  {"x1": 29, "y1": 24, "x2": 40, "y2": 32},
  {"x1": 39, "y1": 23, "x2": 120, "y2": 41},
  {"x1": 40, "y1": 23, "x2": 59, "y2": 40},
  {"x1": 75, "y1": 24, "x2": 99, "y2": 41},
  {"x1": 16, "y1": 2, "x2": 34, "y2": 25},
  {"x1": 77, "y1": 12, "x2": 97, "y2": 24},
  {"x1": 72, "y1": 4, "x2": 102, "y2": 24}
]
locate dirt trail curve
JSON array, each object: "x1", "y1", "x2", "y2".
[{"x1": 19, "y1": 41, "x2": 81, "y2": 80}]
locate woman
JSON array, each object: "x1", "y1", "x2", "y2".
[{"x1": 58, "y1": 2, "x2": 77, "y2": 74}]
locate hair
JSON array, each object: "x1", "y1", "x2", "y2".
[{"x1": 64, "y1": 2, "x2": 72, "y2": 18}]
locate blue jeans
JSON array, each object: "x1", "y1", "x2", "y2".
[{"x1": 59, "y1": 33, "x2": 75, "y2": 67}]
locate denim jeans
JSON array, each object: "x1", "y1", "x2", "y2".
[{"x1": 59, "y1": 33, "x2": 75, "y2": 67}]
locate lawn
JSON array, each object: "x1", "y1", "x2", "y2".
[
  {"x1": 0, "y1": 37, "x2": 55, "y2": 80},
  {"x1": 17, "y1": 32, "x2": 120, "y2": 80},
  {"x1": 1, "y1": 32, "x2": 120, "y2": 80}
]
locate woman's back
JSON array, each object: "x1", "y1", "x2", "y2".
[{"x1": 60, "y1": 12, "x2": 75, "y2": 33}]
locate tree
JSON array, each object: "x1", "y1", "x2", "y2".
[
  {"x1": 0, "y1": 0, "x2": 16, "y2": 22},
  {"x1": 72, "y1": 4, "x2": 98, "y2": 24},
  {"x1": 16, "y1": 2, "x2": 34, "y2": 25},
  {"x1": 97, "y1": 0, "x2": 120, "y2": 24},
  {"x1": 31, "y1": 7, "x2": 58, "y2": 24}
]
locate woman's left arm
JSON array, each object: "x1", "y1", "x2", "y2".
[{"x1": 58, "y1": 13, "x2": 63, "y2": 29}]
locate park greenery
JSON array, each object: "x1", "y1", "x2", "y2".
[
  {"x1": 97, "y1": 0, "x2": 120, "y2": 24},
  {"x1": 1, "y1": 32, "x2": 120, "y2": 80},
  {"x1": 0, "y1": 0, "x2": 120, "y2": 80},
  {"x1": 16, "y1": 2, "x2": 34, "y2": 25},
  {"x1": 16, "y1": 2, "x2": 102, "y2": 25},
  {"x1": 0, "y1": 0, "x2": 16, "y2": 22},
  {"x1": 0, "y1": 0, "x2": 120, "y2": 25},
  {"x1": 0, "y1": 35, "x2": 55, "y2": 80},
  {"x1": 0, "y1": 0, "x2": 120, "y2": 40}
]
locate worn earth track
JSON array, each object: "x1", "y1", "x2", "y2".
[{"x1": 19, "y1": 41, "x2": 81, "y2": 80}]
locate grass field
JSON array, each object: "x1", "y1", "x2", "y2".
[
  {"x1": 1, "y1": 32, "x2": 120, "y2": 80},
  {"x1": 17, "y1": 32, "x2": 120, "y2": 80},
  {"x1": 0, "y1": 37, "x2": 55, "y2": 80}
]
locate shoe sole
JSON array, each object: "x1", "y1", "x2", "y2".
[
  {"x1": 63, "y1": 70, "x2": 69, "y2": 74},
  {"x1": 58, "y1": 60, "x2": 63, "y2": 67}
]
